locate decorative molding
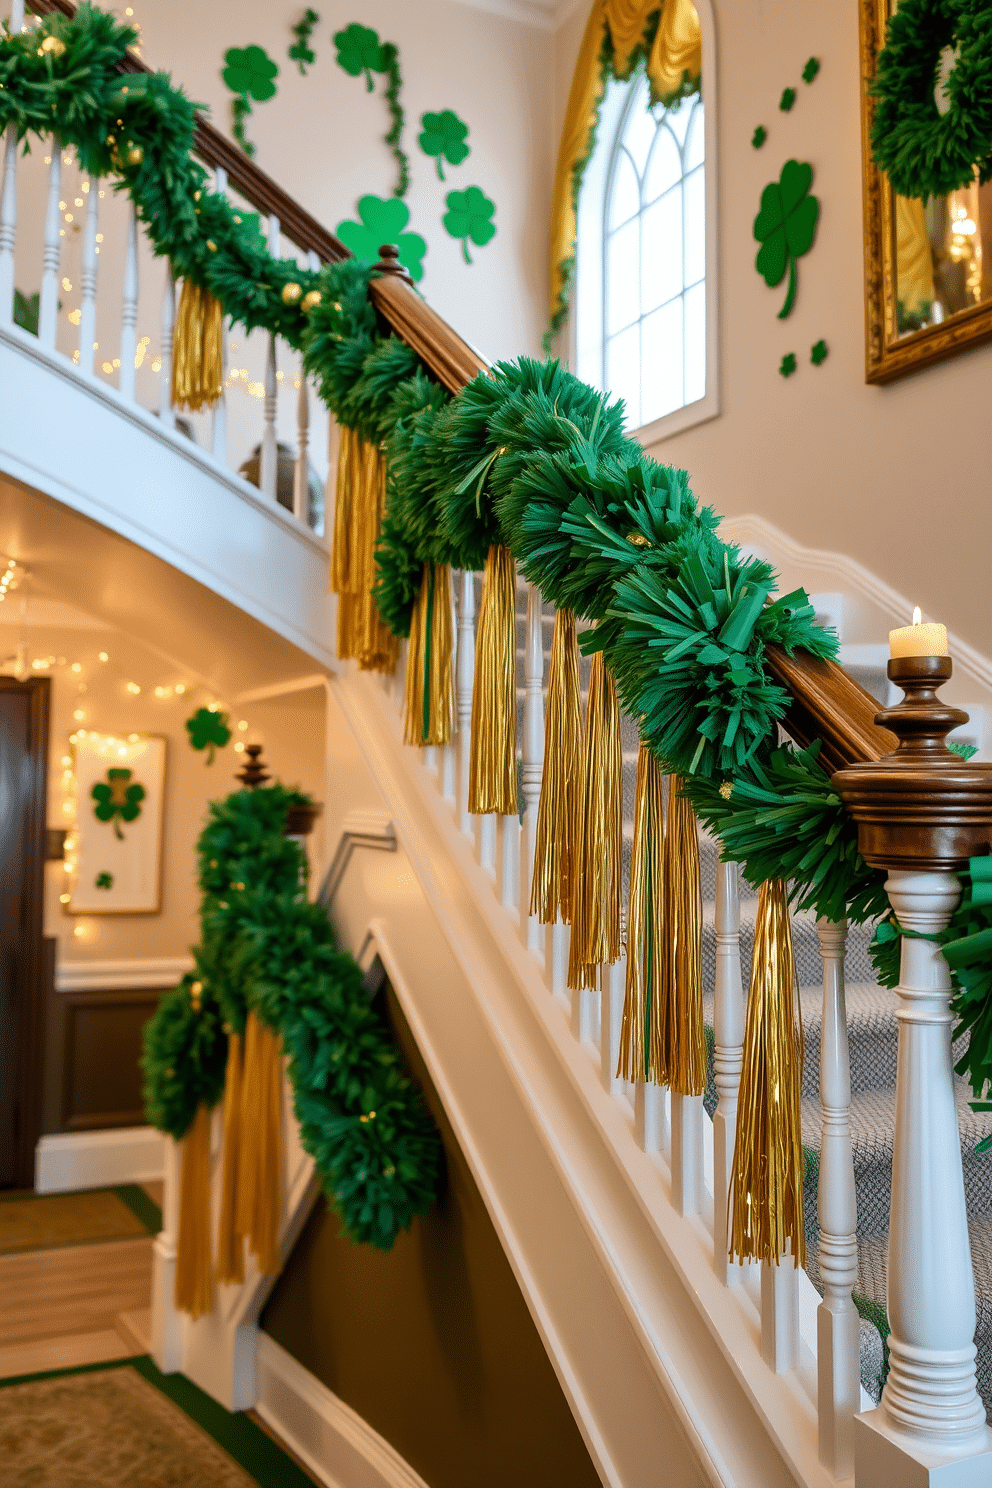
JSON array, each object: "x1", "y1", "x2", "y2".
[
  {"x1": 318, "y1": 811, "x2": 397, "y2": 908},
  {"x1": 56, "y1": 957, "x2": 194, "y2": 992},
  {"x1": 444, "y1": 0, "x2": 575, "y2": 32},
  {"x1": 256, "y1": 1334, "x2": 431, "y2": 1488},
  {"x1": 36, "y1": 1124, "x2": 165, "y2": 1192}
]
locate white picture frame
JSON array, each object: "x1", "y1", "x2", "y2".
[{"x1": 68, "y1": 733, "x2": 166, "y2": 914}]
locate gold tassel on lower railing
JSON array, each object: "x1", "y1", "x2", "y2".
[
  {"x1": 530, "y1": 609, "x2": 582, "y2": 924},
  {"x1": 617, "y1": 744, "x2": 664, "y2": 1081},
  {"x1": 235, "y1": 1008, "x2": 262, "y2": 1254},
  {"x1": 730, "y1": 877, "x2": 806, "y2": 1267},
  {"x1": 215, "y1": 1029, "x2": 244, "y2": 1287},
  {"x1": 174, "y1": 1099, "x2": 213, "y2": 1317},
  {"x1": 330, "y1": 423, "x2": 357, "y2": 600},
  {"x1": 236, "y1": 1009, "x2": 283, "y2": 1278},
  {"x1": 653, "y1": 777, "x2": 706, "y2": 1094},
  {"x1": 331, "y1": 431, "x2": 398, "y2": 674},
  {"x1": 171, "y1": 279, "x2": 224, "y2": 412},
  {"x1": 568, "y1": 651, "x2": 623, "y2": 990},
  {"x1": 404, "y1": 563, "x2": 454, "y2": 746},
  {"x1": 468, "y1": 544, "x2": 518, "y2": 816}
]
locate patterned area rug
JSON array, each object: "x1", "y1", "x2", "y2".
[{"x1": 0, "y1": 1186, "x2": 160, "y2": 1254}]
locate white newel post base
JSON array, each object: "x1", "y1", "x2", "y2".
[
  {"x1": 855, "y1": 868, "x2": 992, "y2": 1487},
  {"x1": 151, "y1": 1136, "x2": 182, "y2": 1374}
]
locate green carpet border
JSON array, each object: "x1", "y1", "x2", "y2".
[
  {"x1": 0, "y1": 1356, "x2": 314, "y2": 1487},
  {"x1": 113, "y1": 1183, "x2": 163, "y2": 1234}
]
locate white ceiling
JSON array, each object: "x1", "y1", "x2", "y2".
[{"x1": 447, "y1": 0, "x2": 586, "y2": 30}]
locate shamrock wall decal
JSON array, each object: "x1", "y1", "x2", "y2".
[
  {"x1": 222, "y1": 45, "x2": 279, "y2": 158},
  {"x1": 92, "y1": 768, "x2": 145, "y2": 840},
  {"x1": 333, "y1": 22, "x2": 384, "y2": 90},
  {"x1": 185, "y1": 706, "x2": 232, "y2": 764},
  {"x1": 95, "y1": 871, "x2": 114, "y2": 889},
  {"x1": 443, "y1": 186, "x2": 496, "y2": 264},
  {"x1": 753, "y1": 159, "x2": 819, "y2": 319},
  {"x1": 337, "y1": 195, "x2": 427, "y2": 282},
  {"x1": 289, "y1": 8, "x2": 320, "y2": 75},
  {"x1": 419, "y1": 110, "x2": 470, "y2": 180}
]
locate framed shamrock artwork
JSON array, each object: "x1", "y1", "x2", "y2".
[{"x1": 68, "y1": 733, "x2": 166, "y2": 914}]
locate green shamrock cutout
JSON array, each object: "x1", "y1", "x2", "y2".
[
  {"x1": 802, "y1": 57, "x2": 820, "y2": 85},
  {"x1": 336, "y1": 195, "x2": 426, "y2": 282},
  {"x1": 95, "y1": 871, "x2": 113, "y2": 889},
  {"x1": 811, "y1": 338, "x2": 828, "y2": 365},
  {"x1": 754, "y1": 159, "x2": 819, "y2": 319},
  {"x1": 92, "y1": 769, "x2": 145, "y2": 840},
  {"x1": 289, "y1": 9, "x2": 320, "y2": 75},
  {"x1": 222, "y1": 45, "x2": 279, "y2": 102},
  {"x1": 419, "y1": 110, "x2": 470, "y2": 180},
  {"x1": 779, "y1": 352, "x2": 797, "y2": 377},
  {"x1": 185, "y1": 706, "x2": 232, "y2": 764},
  {"x1": 751, "y1": 125, "x2": 767, "y2": 149},
  {"x1": 779, "y1": 87, "x2": 796, "y2": 112},
  {"x1": 443, "y1": 187, "x2": 496, "y2": 265},
  {"x1": 333, "y1": 23, "x2": 384, "y2": 90}
]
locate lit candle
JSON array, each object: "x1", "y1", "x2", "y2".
[{"x1": 888, "y1": 606, "x2": 948, "y2": 660}]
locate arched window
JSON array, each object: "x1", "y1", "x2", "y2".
[{"x1": 574, "y1": 61, "x2": 717, "y2": 440}]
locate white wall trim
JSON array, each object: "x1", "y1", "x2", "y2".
[
  {"x1": 318, "y1": 811, "x2": 397, "y2": 907},
  {"x1": 55, "y1": 957, "x2": 194, "y2": 993},
  {"x1": 256, "y1": 1334, "x2": 431, "y2": 1488},
  {"x1": 36, "y1": 1125, "x2": 165, "y2": 1192}
]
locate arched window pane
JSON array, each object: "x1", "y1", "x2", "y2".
[
  {"x1": 606, "y1": 323, "x2": 641, "y2": 427},
  {"x1": 684, "y1": 281, "x2": 706, "y2": 404},
  {"x1": 622, "y1": 81, "x2": 656, "y2": 174},
  {"x1": 608, "y1": 149, "x2": 640, "y2": 231},
  {"x1": 666, "y1": 93, "x2": 695, "y2": 148},
  {"x1": 684, "y1": 100, "x2": 705, "y2": 171},
  {"x1": 606, "y1": 216, "x2": 640, "y2": 334},
  {"x1": 683, "y1": 165, "x2": 705, "y2": 287},
  {"x1": 641, "y1": 190, "x2": 682, "y2": 314},
  {"x1": 644, "y1": 127, "x2": 681, "y2": 205},
  {"x1": 641, "y1": 299, "x2": 684, "y2": 424}
]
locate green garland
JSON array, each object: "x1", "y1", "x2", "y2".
[
  {"x1": 142, "y1": 784, "x2": 442, "y2": 1249},
  {"x1": 871, "y1": 0, "x2": 992, "y2": 200}
]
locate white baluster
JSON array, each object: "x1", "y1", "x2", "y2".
[
  {"x1": 293, "y1": 368, "x2": 309, "y2": 522},
  {"x1": 118, "y1": 202, "x2": 139, "y2": 402},
  {"x1": 500, "y1": 815, "x2": 519, "y2": 913},
  {"x1": 572, "y1": 978, "x2": 596, "y2": 1045},
  {"x1": 150, "y1": 1136, "x2": 182, "y2": 1373},
  {"x1": 520, "y1": 583, "x2": 545, "y2": 954},
  {"x1": 38, "y1": 143, "x2": 61, "y2": 347},
  {"x1": 672, "y1": 1093, "x2": 705, "y2": 1218},
  {"x1": 77, "y1": 177, "x2": 99, "y2": 378},
  {"x1": 548, "y1": 922, "x2": 569, "y2": 998},
  {"x1": 260, "y1": 213, "x2": 280, "y2": 501},
  {"x1": 456, "y1": 570, "x2": 475, "y2": 836},
  {"x1": 635, "y1": 1081, "x2": 670, "y2": 1158},
  {"x1": 713, "y1": 856, "x2": 745, "y2": 1284},
  {"x1": 815, "y1": 915, "x2": 860, "y2": 1479},
  {"x1": 761, "y1": 1254, "x2": 799, "y2": 1373},
  {"x1": 478, "y1": 813, "x2": 497, "y2": 878},
  {"x1": 159, "y1": 266, "x2": 175, "y2": 430},
  {"x1": 211, "y1": 166, "x2": 229, "y2": 464},
  {"x1": 0, "y1": 0, "x2": 22, "y2": 326},
  {"x1": 442, "y1": 578, "x2": 457, "y2": 803},
  {"x1": 601, "y1": 956, "x2": 625, "y2": 1093},
  {"x1": 856, "y1": 869, "x2": 992, "y2": 1479}
]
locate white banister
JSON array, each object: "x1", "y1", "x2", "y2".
[
  {"x1": 713, "y1": 856, "x2": 744, "y2": 1284},
  {"x1": 159, "y1": 265, "x2": 175, "y2": 430},
  {"x1": 260, "y1": 213, "x2": 280, "y2": 501},
  {"x1": 293, "y1": 368, "x2": 309, "y2": 521},
  {"x1": 77, "y1": 177, "x2": 99, "y2": 378},
  {"x1": 38, "y1": 142, "x2": 62, "y2": 348},
  {"x1": 855, "y1": 870, "x2": 992, "y2": 1481},
  {"x1": 520, "y1": 582, "x2": 544, "y2": 954},
  {"x1": 211, "y1": 166, "x2": 229, "y2": 464},
  {"x1": 815, "y1": 915, "x2": 860, "y2": 1478},
  {"x1": 456, "y1": 570, "x2": 475, "y2": 836},
  {"x1": 0, "y1": 0, "x2": 21, "y2": 325},
  {"x1": 119, "y1": 201, "x2": 139, "y2": 403}
]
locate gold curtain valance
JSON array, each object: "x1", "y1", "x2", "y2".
[{"x1": 547, "y1": 0, "x2": 701, "y2": 340}]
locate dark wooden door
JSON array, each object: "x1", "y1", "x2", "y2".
[{"x1": 0, "y1": 678, "x2": 50, "y2": 1189}]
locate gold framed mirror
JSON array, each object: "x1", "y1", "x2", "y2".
[{"x1": 860, "y1": 0, "x2": 992, "y2": 382}]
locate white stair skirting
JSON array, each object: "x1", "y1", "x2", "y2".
[
  {"x1": 256, "y1": 1334, "x2": 430, "y2": 1488},
  {"x1": 35, "y1": 1125, "x2": 165, "y2": 1192}
]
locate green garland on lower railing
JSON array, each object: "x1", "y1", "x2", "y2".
[{"x1": 141, "y1": 784, "x2": 443, "y2": 1249}]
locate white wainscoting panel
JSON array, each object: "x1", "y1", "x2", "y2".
[{"x1": 36, "y1": 1125, "x2": 165, "y2": 1192}]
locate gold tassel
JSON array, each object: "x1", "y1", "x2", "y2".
[
  {"x1": 330, "y1": 433, "x2": 398, "y2": 673},
  {"x1": 468, "y1": 544, "x2": 518, "y2": 816},
  {"x1": 215, "y1": 1030, "x2": 244, "y2": 1287},
  {"x1": 235, "y1": 1008, "x2": 262, "y2": 1248},
  {"x1": 530, "y1": 609, "x2": 582, "y2": 924},
  {"x1": 653, "y1": 778, "x2": 706, "y2": 1094},
  {"x1": 174, "y1": 1100, "x2": 213, "y2": 1318},
  {"x1": 171, "y1": 279, "x2": 223, "y2": 412},
  {"x1": 235, "y1": 1010, "x2": 283, "y2": 1277},
  {"x1": 568, "y1": 651, "x2": 623, "y2": 990},
  {"x1": 730, "y1": 877, "x2": 806, "y2": 1267},
  {"x1": 617, "y1": 744, "x2": 664, "y2": 1081},
  {"x1": 330, "y1": 423, "x2": 356, "y2": 598},
  {"x1": 404, "y1": 563, "x2": 454, "y2": 746}
]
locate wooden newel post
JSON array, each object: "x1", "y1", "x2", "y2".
[
  {"x1": 834, "y1": 655, "x2": 992, "y2": 1487},
  {"x1": 373, "y1": 244, "x2": 413, "y2": 286}
]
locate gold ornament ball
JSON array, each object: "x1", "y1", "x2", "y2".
[
  {"x1": 40, "y1": 34, "x2": 66, "y2": 56},
  {"x1": 301, "y1": 289, "x2": 322, "y2": 312},
  {"x1": 127, "y1": 144, "x2": 144, "y2": 165},
  {"x1": 281, "y1": 282, "x2": 302, "y2": 305}
]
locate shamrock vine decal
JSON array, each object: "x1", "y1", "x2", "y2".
[
  {"x1": 419, "y1": 110, "x2": 470, "y2": 180},
  {"x1": 222, "y1": 45, "x2": 279, "y2": 159},
  {"x1": 333, "y1": 23, "x2": 409, "y2": 197},
  {"x1": 443, "y1": 187, "x2": 496, "y2": 264},
  {"x1": 753, "y1": 159, "x2": 819, "y2": 319},
  {"x1": 289, "y1": 8, "x2": 320, "y2": 75},
  {"x1": 92, "y1": 769, "x2": 145, "y2": 840},
  {"x1": 185, "y1": 706, "x2": 232, "y2": 765},
  {"x1": 337, "y1": 195, "x2": 426, "y2": 281}
]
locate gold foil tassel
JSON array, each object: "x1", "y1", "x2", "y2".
[
  {"x1": 171, "y1": 279, "x2": 223, "y2": 412},
  {"x1": 568, "y1": 651, "x2": 623, "y2": 990},
  {"x1": 730, "y1": 877, "x2": 806, "y2": 1267},
  {"x1": 235, "y1": 1009, "x2": 283, "y2": 1277},
  {"x1": 174, "y1": 1100, "x2": 213, "y2": 1317},
  {"x1": 235, "y1": 1008, "x2": 262, "y2": 1248},
  {"x1": 330, "y1": 423, "x2": 356, "y2": 598},
  {"x1": 530, "y1": 609, "x2": 582, "y2": 924},
  {"x1": 468, "y1": 544, "x2": 518, "y2": 816},
  {"x1": 617, "y1": 743, "x2": 664, "y2": 1081},
  {"x1": 215, "y1": 1030, "x2": 244, "y2": 1286},
  {"x1": 331, "y1": 432, "x2": 398, "y2": 673},
  {"x1": 654, "y1": 778, "x2": 706, "y2": 1094},
  {"x1": 404, "y1": 563, "x2": 454, "y2": 746}
]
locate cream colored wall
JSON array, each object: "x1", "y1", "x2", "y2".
[
  {"x1": 129, "y1": 0, "x2": 554, "y2": 363},
  {"x1": 11, "y1": 621, "x2": 325, "y2": 967},
  {"x1": 554, "y1": 0, "x2": 991, "y2": 657}
]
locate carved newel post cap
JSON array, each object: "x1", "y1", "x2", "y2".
[
  {"x1": 236, "y1": 743, "x2": 271, "y2": 790},
  {"x1": 285, "y1": 800, "x2": 323, "y2": 837},
  {"x1": 373, "y1": 243, "x2": 413, "y2": 285},
  {"x1": 832, "y1": 655, "x2": 992, "y2": 869}
]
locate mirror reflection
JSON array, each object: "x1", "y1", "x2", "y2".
[{"x1": 894, "y1": 171, "x2": 992, "y2": 337}]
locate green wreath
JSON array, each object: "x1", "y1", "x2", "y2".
[{"x1": 871, "y1": 0, "x2": 992, "y2": 200}]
